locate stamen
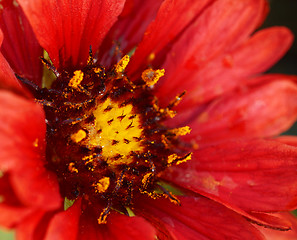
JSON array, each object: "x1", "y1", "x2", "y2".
[
  {"x1": 167, "y1": 91, "x2": 186, "y2": 109},
  {"x1": 40, "y1": 56, "x2": 60, "y2": 77},
  {"x1": 98, "y1": 203, "x2": 111, "y2": 224},
  {"x1": 71, "y1": 129, "x2": 87, "y2": 143},
  {"x1": 69, "y1": 70, "x2": 84, "y2": 89},
  {"x1": 169, "y1": 126, "x2": 192, "y2": 136},
  {"x1": 141, "y1": 68, "x2": 165, "y2": 87},
  {"x1": 68, "y1": 162, "x2": 78, "y2": 173},
  {"x1": 94, "y1": 177, "x2": 110, "y2": 193},
  {"x1": 87, "y1": 46, "x2": 94, "y2": 65},
  {"x1": 167, "y1": 153, "x2": 192, "y2": 166},
  {"x1": 157, "y1": 184, "x2": 181, "y2": 206},
  {"x1": 115, "y1": 55, "x2": 130, "y2": 74},
  {"x1": 142, "y1": 172, "x2": 154, "y2": 189}
]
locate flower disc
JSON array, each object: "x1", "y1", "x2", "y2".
[{"x1": 32, "y1": 55, "x2": 192, "y2": 223}]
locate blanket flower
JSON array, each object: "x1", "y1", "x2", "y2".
[{"x1": 0, "y1": 0, "x2": 297, "y2": 239}]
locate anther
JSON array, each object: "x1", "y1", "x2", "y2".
[
  {"x1": 115, "y1": 55, "x2": 130, "y2": 74},
  {"x1": 98, "y1": 203, "x2": 111, "y2": 224},
  {"x1": 141, "y1": 68, "x2": 165, "y2": 87},
  {"x1": 40, "y1": 57, "x2": 60, "y2": 77},
  {"x1": 157, "y1": 184, "x2": 180, "y2": 206}
]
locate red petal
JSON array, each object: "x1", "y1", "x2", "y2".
[
  {"x1": 127, "y1": 0, "x2": 214, "y2": 77},
  {"x1": 10, "y1": 167, "x2": 61, "y2": 210},
  {"x1": 250, "y1": 212, "x2": 293, "y2": 231},
  {"x1": 0, "y1": 31, "x2": 28, "y2": 95},
  {"x1": 158, "y1": 26, "x2": 293, "y2": 108},
  {"x1": 163, "y1": 139, "x2": 297, "y2": 212},
  {"x1": 275, "y1": 136, "x2": 297, "y2": 147},
  {"x1": 44, "y1": 199, "x2": 81, "y2": 240},
  {"x1": 0, "y1": 173, "x2": 20, "y2": 205},
  {"x1": 187, "y1": 78, "x2": 297, "y2": 145},
  {"x1": 99, "y1": 0, "x2": 163, "y2": 67},
  {"x1": 17, "y1": 0, "x2": 125, "y2": 69},
  {"x1": 0, "y1": 90, "x2": 44, "y2": 170},
  {"x1": 106, "y1": 214, "x2": 156, "y2": 240},
  {"x1": 16, "y1": 211, "x2": 53, "y2": 240},
  {"x1": 0, "y1": 204, "x2": 34, "y2": 229},
  {"x1": 135, "y1": 196, "x2": 264, "y2": 240},
  {"x1": 257, "y1": 213, "x2": 297, "y2": 240},
  {"x1": 78, "y1": 208, "x2": 105, "y2": 240},
  {"x1": 0, "y1": 91, "x2": 61, "y2": 209},
  {"x1": 78, "y1": 207, "x2": 156, "y2": 240},
  {"x1": 0, "y1": 174, "x2": 34, "y2": 228},
  {"x1": 158, "y1": 0, "x2": 267, "y2": 103},
  {"x1": 0, "y1": 1, "x2": 43, "y2": 86}
]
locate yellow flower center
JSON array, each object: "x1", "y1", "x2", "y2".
[{"x1": 82, "y1": 98, "x2": 143, "y2": 165}]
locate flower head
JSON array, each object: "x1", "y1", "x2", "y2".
[{"x1": 1, "y1": 0, "x2": 297, "y2": 239}]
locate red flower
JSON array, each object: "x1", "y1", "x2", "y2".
[{"x1": 0, "y1": 0, "x2": 297, "y2": 239}]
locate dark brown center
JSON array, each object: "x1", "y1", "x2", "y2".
[{"x1": 24, "y1": 54, "x2": 192, "y2": 223}]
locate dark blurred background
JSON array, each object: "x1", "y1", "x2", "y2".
[
  {"x1": 264, "y1": 0, "x2": 297, "y2": 134},
  {"x1": 264, "y1": 0, "x2": 297, "y2": 75}
]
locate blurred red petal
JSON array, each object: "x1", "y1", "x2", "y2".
[
  {"x1": 0, "y1": 1, "x2": 43, "y2": 86},
  {"x1": 258, "y1": 213, "x2": 297, "y2": 240},
  {"x1": 164, "y1": 139, "x2": 297, "y2": 213},
  {"x1": 105, "y1": 214, "x2": 156, "y2": 240},
  {"x1": 44, "y1": 199, "x2": 81, "y2": 240},
  {"x1": 274, "y1": 136, "x2": 297, "y2": 147},
  {"x1": 158, "y1": 0, "x2": 267, "y2": 103},
  {"x1": 0, "y1": 173, "x2": 20, "y2": 205},
  {"x1": 78, "y1": 207, "x2": 156, "y2": 240},
  {"x1": 0, "y1": 204, "x2": 34, "y2": 229},
  {"x1": 99, "y1": 0, "x2": 163, "y2": 67},
  {"x1": 0, "y1": 90, "x2": 44, "y2": 170},
  {"x1": 230, "y1": 27, "x2": 293, "y2": 74},
  {"x1": 158, "y1": 26, "x2": 293, "y2": 108},
  {"x1": 188, "y1": 78, "x2": 297, "y2": 144},
  {"x1": 135, "y1": 196, "x2": 264, "y2": 240},
  {"x1": 0, "y1": 91, "x2": 61, "y2": 209},
  {"x1": 249, "y1": 212, "x2": 293, "y2": 231},
  {"x1": 127, "y1": 0, "x2": 214, "y2": 77},
  {"x1": 0, "y1": 31, "x2": 28, "y2": 95},
  {"x1": 17, "y1": 0, "x2": 125, "y2": 69},
  {"x1": 16, "y1": 211, "x2": 53, "y2": 240},
  {"x1": 0, "y1": 174, "x2": 33, "y2": 228}
]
